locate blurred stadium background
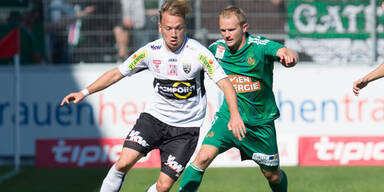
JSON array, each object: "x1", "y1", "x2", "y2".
[{"x1": 1, "y1": 0, "x2": 384, "y2": 191}]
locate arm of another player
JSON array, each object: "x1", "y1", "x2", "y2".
[
  {"x1": 276, "y1": 47, "x2": 298, "y2": 68},
  {"x1": 216, "y1": 78, "x2": 246, "y2": 141},
  {"x1": 353, "y1": 61, "x2": 384, "y2": 96},
  {"x1": 60, "y1": 67, "x2": 124, "y2": 106}
]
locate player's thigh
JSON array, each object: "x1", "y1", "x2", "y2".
[
  {"x1": 240, "y1": 121, "x2": 280, "y2": 171},
  {"x1": 159, "y1": 126, "x2": 199, "y2": 181},
  {"x1": 123, "y1": 112, "x2": 163, "y2": 156},
  {"x1": 115, "y1": 147, "x2": 144, "y2": 171},
  {"x1": 202, "y1": 115, "x2": 236, "y2": 154},
  {"x1": 156, "y1": 171, "x2": 176, "y2": 191},
  {"x1": 193, "y1": 144, "x2": 219, "y2": 169}
]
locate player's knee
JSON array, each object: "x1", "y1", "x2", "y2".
[
  {"x1": 156, "y1": 180, "x2": 173, "y2": 192},
  {"x1": 268, "y1": 173, "x2": 281, "y2": 184},
  {"x1": 194, "y1": 151, "x2": 214, "y2": 168},
  {"x1": 261, "y1": 169, "x2": 281, "y2": 184},
  {"x1": 115, "y1": 157, "x2": 135, "y2": 172}
]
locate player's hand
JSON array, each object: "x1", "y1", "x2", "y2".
[
  {"x1": 276, "y1": 48, "x2": 298, "y2": 68},
  {"x1": 279, "y1": 54, "x2": 296, "y2": 67},
  {"x1": 60, "y1": 92, "x2": 86, "y2": 106},
  {"x1": 228, "y1": 114, "x2": 246, "y2": 141},
  {"x1": 123, "y1": 18, "x2": 134, "y2": 29},
  {"x1": 353, "y1": 78, "x2": 368, "y2": 96},
  {"x1": 77, "y1": 5, "x2": 96, "y2": 18}
]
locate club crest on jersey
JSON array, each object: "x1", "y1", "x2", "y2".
[
  {"x1": 168, "y1": 64, "x2": 178, "y2": 76},
  {"x1": 199, "y1": 54, "x2": 214, "y2": 76},
  {"x1": 247, "y1": 55, "x2": 255, "y2": 66},
  {"x1": 215, "y1": 44, "x2": 225, "y2": 59},
  {"x1": 128, "y1": 51, "x2": 146, "y2": 70},
  {"x1": 183, "y1": 63, "x2": 191, "y2": 74}
]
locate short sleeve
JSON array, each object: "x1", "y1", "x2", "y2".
[
  {"x1": 261, "y1": 36, "x2": 284, "y2": 57},
  {"x1": 198, "y1": 47, "x2": 227, "y2": 83},
  {"x1": 118, "y1": 46, "x2": 149, "y2": 77}
]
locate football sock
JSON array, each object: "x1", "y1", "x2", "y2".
[
  {"x1": 268, "y1": 169, "x2": 288, "y2": 192},
  {"x1": 145, "y1": 182, "x2": 157, "y2": 192},
  {"x1": 178, "y1": 163, "x2": 205, "y2": 192},
  {"x1": 100, "y1": 164, "x2": 126, "y2": 192}
]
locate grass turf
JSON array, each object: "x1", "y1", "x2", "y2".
[{"x1": 0, "y1": 166, "x2": 383, "y2": 192}]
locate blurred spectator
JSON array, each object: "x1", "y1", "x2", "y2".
[
  {"x1": 271, "y1": 0, "x2": 283, "y2": 6},
  {"x1": 271, "y1": 0, "x2": 285, "y2": 15},
  {"x1": 22, "y1": 3, "x2": 46, "y2": 63},
  {"x1": 0, "y1": 11, "x2": 42, "y2": 65},
  {"x1": 144, "y1": 0, "x2": 160, "y2": 42},
  {"x1": 46, "y1": 0, "x2": 95, "y2": 64},
  {"x1": 114, "y1": 0, "x2": 146, "y2": 63}
]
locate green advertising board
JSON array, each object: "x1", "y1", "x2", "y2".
[{"x1": 288, "y1": 0, "x2": 384, "y2": 39}]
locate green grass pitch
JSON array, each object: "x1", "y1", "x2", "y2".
[{"x1": 1, "y1": 166, "x2": 384, "y2": 191}]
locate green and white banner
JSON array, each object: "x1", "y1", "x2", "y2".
[
  {"x1": 288, "y1": 0, "x2": 384, "y2": 39},
  {"x1": 287, "y1": 0, "x2": 384, "y2": 63}
]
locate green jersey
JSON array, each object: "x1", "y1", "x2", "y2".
[{"x1": 208, "y1": 33, "x2": 284, "y2": 126}]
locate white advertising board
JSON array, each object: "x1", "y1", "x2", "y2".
[
  {"x1": 1, "y1": 64, "x2": 383, "y2": 167},
  {"x1": 274, "y1": 64, "x2": 384, "y2": 136},
  {"x1": 0, "y1": 65, "x2": 221, "y2": 156}
]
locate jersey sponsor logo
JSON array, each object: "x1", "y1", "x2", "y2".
[
  {"x1": 228, "y1": 75, "x2": 261, "y2": 93},
  {"x1": 247, "y1": 55, "x2": 255, "y2": 66},
  {"x1": 168, "y1": 58, "x2": 177, "y2": 62},
  {"x1": 153, "y1": 60, "x2": 161, "y2": 73},
  {"x1": 168, "y1": 64, "x2": 178, "y2": 76},
  {"x1": 165, "y1": 155, "x2": 184, "y2": 176},
  {"x1": 128, "y1": 51, "x2": 147, "y2": 70},
  {"x1": 183, "y1": 63, "x2": 191, "y2": 74},
  {"x1": 153, "y1": 60, "x2": 161, "y2": 67},
  {"x1": 199, "y1": 54, "x2": 214, "y2": 76},
  {"x1": 252, "y1": 153, "x2": 279, "y2": 166},
  {"x1": 126, "y1": 130, "x2": 149, "y2": 147},
  {"x1": 155, "y1": 78, "x2": 197, "y2": 100},
  {"x1": 215, "y1": 44, "x2": 225, "y2": 59},
  {"x1": 150, "y1": 45, "x2": 161, "y2": 50},
  {"x1": 248, "y1": 36, "x2": 270, "y2": 45}
]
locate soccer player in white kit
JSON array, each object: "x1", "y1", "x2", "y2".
[{"x1": 60, "y1": 0, "x2": 245, "y2": 192}]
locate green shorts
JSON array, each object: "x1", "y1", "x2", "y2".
[{"x1": 202, "y1": 115, "x2": 280, "y2": 171}]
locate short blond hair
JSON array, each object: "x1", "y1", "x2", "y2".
[
  {"x1": 219, "y1": 6, "x2": 247, "y2": 26},
  {"x1": 159, "y1": 0, "x2": 191, "y2": 21}
]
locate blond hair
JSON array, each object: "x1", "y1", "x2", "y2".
[
  {"x1": 219, "y1": 6, "x2": 247, "y2": 26},
  {"x1": 159, "y1": 0, "x2": 191, "y2": 21}
]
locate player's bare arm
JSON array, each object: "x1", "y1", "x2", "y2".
[
  {"x1": 353, "y1": 61, "x2": 384, "y2": 96},
  {"x1": 60, "y1": 67, "x2": 124, "y2": 106},
  {"x1": 276, "y1": 47, "x2": 298, "y2": 68},
  {"x1": 216, "y1": 77, "x2": 246, "y2": 141}
]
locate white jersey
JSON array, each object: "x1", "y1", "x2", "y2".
[{"x1": 118, "y1": 37, "x2": 227, "y2": 127}]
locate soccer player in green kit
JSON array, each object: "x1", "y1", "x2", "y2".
[{"x1": 178, "y1": 6, "x2": 298, "y2": 192}]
